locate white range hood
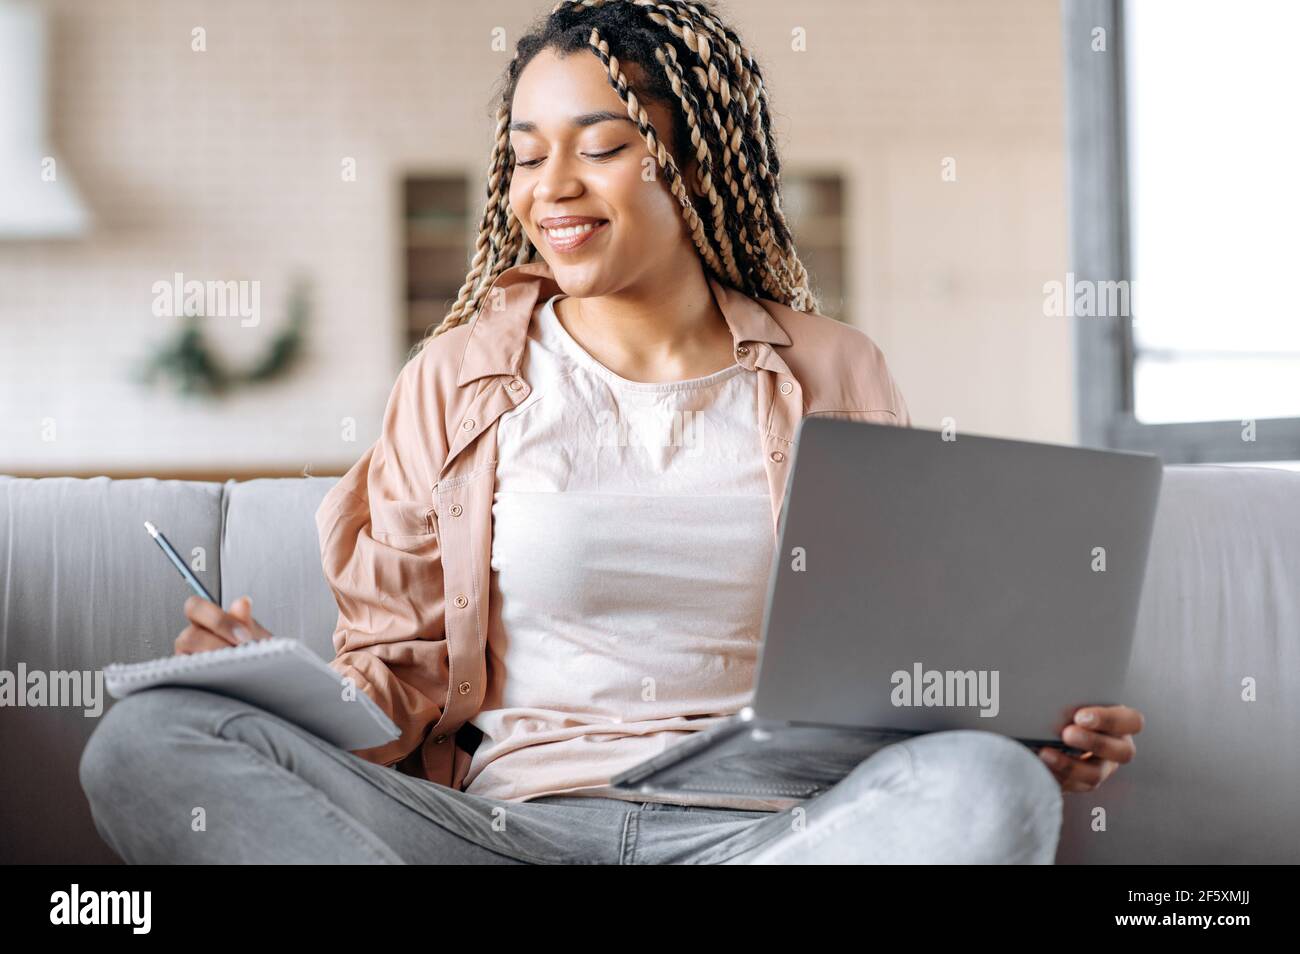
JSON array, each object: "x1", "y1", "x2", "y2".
[{"x1": 0, "y1": 0, "x2": 92, "y2": 239}]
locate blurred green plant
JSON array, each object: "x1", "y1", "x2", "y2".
[{"x1": 136, "y1": 276, "x2": 311, "y2": 398}]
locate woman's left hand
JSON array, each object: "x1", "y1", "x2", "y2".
[{"x1": 1039, "y1": 704, "x2": 1144, "y2": 793}]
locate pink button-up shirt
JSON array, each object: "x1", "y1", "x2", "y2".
[{"x1": 315, "y1": 260, "x2": 911, "y2": 791}]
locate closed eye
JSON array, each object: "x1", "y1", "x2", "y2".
[{"x1": 516, "y1": 145, "x2": 628, "y2": 169}]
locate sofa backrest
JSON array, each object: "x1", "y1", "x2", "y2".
[
  {"x1": 220, "y1": 477, "x2": 340, "y2": 661},
  {"x1": 1062, "y1": 463, "x2": 1300, "y2": 864},
  {"x1": 0, "y1": 474, "x2": 339, "y2": 862},
  {"x1": 2, "y1": 465, "x2": 1298, "y2": 863}
]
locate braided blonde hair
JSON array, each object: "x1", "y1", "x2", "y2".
[{"x1": 411, "y1": 0, "x2": 819, "y2": 357}]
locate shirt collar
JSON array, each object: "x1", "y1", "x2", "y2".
[{"x1": 456, "y1": 259, "x2": 793, "y2": 386}]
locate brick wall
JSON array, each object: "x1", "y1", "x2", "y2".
[{"x1": 0, "y1": 0, "x2": 1072, "y2": 475}]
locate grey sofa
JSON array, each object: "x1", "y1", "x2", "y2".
[{"x1": 2, "y1": 467, "x2": 1297, "y2": 864}]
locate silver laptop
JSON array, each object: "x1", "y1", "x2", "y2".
[{"x1": 609, "y1": 418, "x2": 1163, "y2": 811}]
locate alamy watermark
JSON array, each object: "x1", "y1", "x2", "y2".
[
  {"x1": 592, "y1": 407, "x2": 701, "y2": 449},
  {"x1": 891, "y1": 662, "x2": 1000, "y2": 718},
  {"x1": 49, "y1": 884, "x2": 150, "y2": 933},
  {"x1": 151, "y1": 271, "x2": 261, "y2": 327},
  {"x1": 1042, "y1": 272, "x2": 1137, "y2": 319},
  {"x1": 0, "y1": 666, "x2": 104, "y2": 717}
]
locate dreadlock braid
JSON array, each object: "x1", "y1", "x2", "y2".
[
  {"x1": 440, "y1": 104, "x2": 521, "y2": 328},
  {"x1": 582, "y1": 25, "x2": 733, "y2": 283},
  {"x1": 666, "y1": 2, "x2": 816, "y2": 309},
  {"x1": 413, "y1": 0, "x2": 820, "y2": 356},
  {"x1": 652, "y1": 41, "x2": 743, "y2": 286},
  {"x1": 643, "y1": 1, "x2": 809, "y2": 304},
  {"x1": 632, "y1": 1, "x2": 799, "y2": 297},
  {"x1": 621, "y1": 0, "x2": 800, "y2": 298}
]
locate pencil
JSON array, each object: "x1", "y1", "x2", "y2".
[{"x1": 143, "y1": 520, "x2": 217, "y2": 605}]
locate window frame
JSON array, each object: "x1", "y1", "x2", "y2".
[{"x1": 1062, "y1": 0, "x2": 1300, "y2": 463}]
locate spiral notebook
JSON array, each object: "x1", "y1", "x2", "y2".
[{"x1": 103, "y1": 638, "x2": 401, "y2": 752}]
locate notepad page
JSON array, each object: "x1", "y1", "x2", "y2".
[{"x1": 103, "y1": 638, "x2": 400, "y2": 751}]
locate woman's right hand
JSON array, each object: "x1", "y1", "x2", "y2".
[{"x1": 173, "y1": 595, "x2": 273, "y2": 654}]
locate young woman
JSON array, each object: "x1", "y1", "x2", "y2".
[{"x1": 80, "y1": 0, "x2": 1143, "y2": 864}]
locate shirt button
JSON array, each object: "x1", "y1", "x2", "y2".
[
  {"x1": 433, "y1": 734, "x2": 447, "y2": 744},
  {"x1": 457, "y1": 681, "x2": 472, "y2": 695},
  {"x1": 508, "y1": 379, "x2": 522, "y2": 391},
  {"x1": 770, "y1": 450, "x2": 785, "y2": 463},
  {"x1": 736, "y1": 345, "x2": 749, "y2": 356},
  {"x1": 462, "y1": 419, "x2": 476, "y2": 430},
  {"x1": 449, "y1": 503, "x2": 463, "y2": 517},
  {"x1": 779, "y1": 381, "x2": 793, "y2": 394},
  {"x1": 453, "y1": 594, "x2": 468, "y2": 608}
]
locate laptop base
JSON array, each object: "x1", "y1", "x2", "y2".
[{"x1": 608, "y1": 716, "x2": 1084, "y2": 812}]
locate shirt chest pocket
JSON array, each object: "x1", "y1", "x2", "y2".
[{"x1": 371, "y1": 497, "x2": 439, "y2": 551}]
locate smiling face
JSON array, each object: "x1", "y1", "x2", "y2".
[{"x1": 508, "y1": 46, "x2": 702, "y2": 299}]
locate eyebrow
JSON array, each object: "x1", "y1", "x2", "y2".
[{"x1": 508, "y1": 110, "x2": 636, "y2": 133}]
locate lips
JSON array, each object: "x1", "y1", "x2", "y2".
[
  {"x1": 539, "y1": 215, "x2": 607, "y2": 228},
  {"x1": 540, "y1": 218, "x2": 609, "y2": 252}
]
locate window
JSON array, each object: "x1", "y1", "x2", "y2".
[
  {"x1": 402, "y1": 174, "x2": 473, "y2": 355},
  {"x1": 1064, "y1": 0, "x2": 1300, "y2": 462},
  {"x1": 783, "y1": 172, "x2": 849, "y2": 321}
]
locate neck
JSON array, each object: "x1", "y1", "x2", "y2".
[{"x1": 555, "y1": 263, "x2": 736, "y2": 382}]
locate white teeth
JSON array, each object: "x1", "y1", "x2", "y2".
[{"x1": 545, "y1": 222, "x2": 602, "y2": 238}]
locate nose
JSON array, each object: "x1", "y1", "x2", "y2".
[{"x1": 532, "y1": 153, "x2": 584, "y2": 204}]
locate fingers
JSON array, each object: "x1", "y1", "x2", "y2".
[
  {"x1": 227, "y1": 595, "x2": 273, "y2": 640},
  {"x1": 174, "y1": 624, "x2": 234, "y2": 655},
  {"x1": 1074, "y1": 704, "x2": 1145, "y2": 737},
  {"x1": 1062, "y1": 725, "x2": 1136, "y2": 764},
  {"x1": 230, "y1": 595, "x2": 252, "y2": 621},
  {"x1": 184, "y1": 595, "x2": 253, "y2": 644},
  {"x1": 175, "y1": 595, "x2": 273, "y2": 656},
  {"x1": 1040, "y1": 748, "x2": 1115, "y2": 792},
  {"x1": 1039, "y1": 705, "x2": 1144, "y2": 793}
]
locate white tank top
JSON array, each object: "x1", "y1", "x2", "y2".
[{"x1": 461, "y1": 293, "x2": 776, "y2": 804}]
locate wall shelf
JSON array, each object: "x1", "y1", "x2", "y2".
[{"x1": 402, "y1": 174, "x2": 473, "y2": 352}]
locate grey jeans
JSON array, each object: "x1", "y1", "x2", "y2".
[{"x1": 78, "y1": 687, "x2": 1063, "y2": 864}]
